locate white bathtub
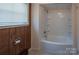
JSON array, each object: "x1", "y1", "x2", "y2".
[{"x1": 41, "y1": 36, "x2": 73, "y2": 55}]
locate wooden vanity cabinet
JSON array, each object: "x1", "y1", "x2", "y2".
[{"x1": 0, "y1": 26, "x2": 31, "y2": 55}]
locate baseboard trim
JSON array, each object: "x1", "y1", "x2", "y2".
[{"x1": 28, "y1": 48, "x2": 41, "y2": 55}]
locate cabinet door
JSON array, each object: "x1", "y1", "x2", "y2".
[
  {"x1": 10, "y1": 27, "x2": 26, "y2": 54},
  {"x1": 15, "y1": 26, "x2": 31, "y2": 54},
  {"x1": 0, "y1": 29, "x2": 9, "y2": 55},
  {"x1": 15, "y1": 27, "x2": 26, "y2": 54}
]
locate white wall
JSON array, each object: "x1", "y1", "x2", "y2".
[
  {"x1": 31, "y1": 4, "x2": 41, "y2": 51},
  {"x1": 30, "y1": 3, "x2": 48, "y2": 50},
  {"x1": 47, "y1": 9, "x2": 71, "y2": 37},
  {"x1": 76, "y1": 5, "x2": 79, "y2": 51},
  {"x1": 39, "y1": 6, "x2": 48, "y2": 38},
  {"x1": 30, "y1": 4, "x2": 48, "y2": 54}
]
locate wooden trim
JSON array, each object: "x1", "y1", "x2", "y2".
[
  {"x1": 29, "y1": 3, "x2": 31, "y2": 49},
  {"x1": 29, "y1": 3, "x2": 31, "y2": 27}
]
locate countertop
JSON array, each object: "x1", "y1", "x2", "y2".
[{"x1": 0, "y1": 22, "x2": 29, "y2": 29}]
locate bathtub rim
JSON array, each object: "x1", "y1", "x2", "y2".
[{"x1": 41, "y1": 39, "x2": 72, "y2": 45}]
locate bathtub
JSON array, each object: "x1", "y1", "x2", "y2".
[{"x1": 41, "y1": 36, "x2": 73, "y2": 55}]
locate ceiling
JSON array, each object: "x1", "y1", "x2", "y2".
[{"x1": 40, "y1": 3, "x2": 72, "y2": 10}]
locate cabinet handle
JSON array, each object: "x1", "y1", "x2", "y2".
[{"x1": 13, "y1": 37, "x2": 21, "y2": 46}]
